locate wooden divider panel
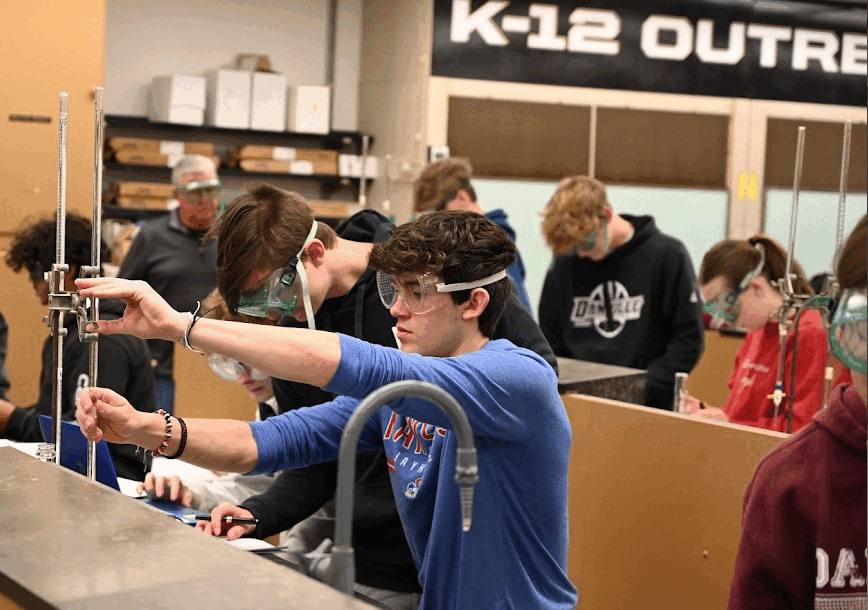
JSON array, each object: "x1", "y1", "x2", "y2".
[{"x1": 563, "y1": 393, "x2": 787, "y2": 610}]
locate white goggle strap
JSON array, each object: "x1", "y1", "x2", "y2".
[
  {"x1": 295, "y1": 221, "x2": 318, "y2": 330},
  {"x1": 296, "y1": 261, "x2": 315, "y2": 330},
  {"x1": 436, "y1": 269, "x2": 508, "y2": 293}
]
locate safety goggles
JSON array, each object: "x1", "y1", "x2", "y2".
[
  {"x1": 179, "y1": 178, "x2": 222, "y2": 204},
  {"x1": 208, "y1": 353, "x2": 269, "y2": 382},
  {"x1": 703, "y1": 243, "x2": 766, "y2": 323},
  {"x1": 237, "y1": 221, "x2": 318, "y2": 321},
  {"x1": 829, "y1": 289, "x2": 867, "y2": 374},
  {"x1": 376, "y1": 269, "x2": 508, "y2": 314}
]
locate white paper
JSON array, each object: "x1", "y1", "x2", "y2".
[
  {"x1": 159, "y1": 141, "x2": 185, "y2": 156},
  {"x1": 223, "y1": 537, "x2": 275, "y2": 551},
  {"x1": 272, "y1": 146, "x2": 296, "y2": 161}
]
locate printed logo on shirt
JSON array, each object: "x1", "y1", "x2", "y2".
[
  {"x1": 74, "y1": 373, "x2": 89, "y2": 405},
  {"x1": 815, "y1": 547, "x2": 867, "y2": 609},
  {"x1": 383, "y1": 412, "x2": 447, "y2": 456},
  {"x1": 405, "y1": 477, "x2": 424, "y2": 498},
  {"x1": 569, "y1": 281, "x2": 645, "y2": 339}
]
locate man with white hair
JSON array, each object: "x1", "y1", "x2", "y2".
[{"x1": 116, "y1": 154, "x2": 220, "y2": 414}]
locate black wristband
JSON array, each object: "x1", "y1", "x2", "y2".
[{"x1": 164, "y1": 416, "x2": 188, "y2": 460}]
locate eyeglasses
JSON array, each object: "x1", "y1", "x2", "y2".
[
  {"x1": 208, "y1": 353, "x2": 269, "y2": 382},
  {"x1": 829, "y1": 289, "x2": 867, "y2": 374},
  {"x1": 180, "y1": 186, "x2": 221, "y2": 204},
  {"x1": 376, "y1": 269, "x2": 508, "y2": 315}
]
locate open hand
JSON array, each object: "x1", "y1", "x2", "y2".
[
  {"x1": 75, "y1": 277, "x2": 187, "y2": 342},
  {"x1": 196, "y1": 503, "x2": 258, "y2": 540},
  {"x1": 76, "y1": 386, "x2": 145, "y2": 444},
  {"x1": 137, "y1": 473, "x2": 194, "y2": 507}
]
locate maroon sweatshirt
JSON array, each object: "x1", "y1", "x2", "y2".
[{"x1": 728, "y1": 384, "x2": 867, "y2": 609}]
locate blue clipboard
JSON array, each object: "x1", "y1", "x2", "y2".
[{"x1": 38, "y1": 415, "x2": 121, "y2": 491}]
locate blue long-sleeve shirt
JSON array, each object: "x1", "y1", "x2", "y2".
[{"x1": 250, "y1": 335, "x2": 577, "y2": 610}]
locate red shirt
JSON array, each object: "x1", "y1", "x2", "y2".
[
  {"x1": 723, "y1": 310, "x2": 828, "y2": 433},
  {"x1": 728, "y1": 384, "x2": 867, "y2": 609}
]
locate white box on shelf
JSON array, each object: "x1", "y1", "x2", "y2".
[
  {"x1": 286, "y1": 85, "x2": 330, "y2": 134},
  {"x1": 250, "y1": 72, "x2": 287, "y2": 132},
  {"x1": 338, "y1": 154, "x2": 378, "y2": 178},
  {"x1": 205, "y1": 70, "x2": 251, "y2": 129},
  {"x1": 147, "y1": 75, "x2": 206, "y2": 126}
]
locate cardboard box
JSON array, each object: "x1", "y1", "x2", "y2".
[
  {"x1": 115, "y1": 150, "x2": 220, "y2": 168},
  {"x1": 286, "y1": 85, "x2": 330, "y2": 134},
  {"x1": 114, "y1": 196, "x2": 173, "y2": 210},
  {"x1": 107, "y1": 138, "x2": 214, "y2": 157},
  {"x1": 338, "y1": 154, "x2": 379, "y2": 178},
  {"x1": 250, "y1": 72, "x2": 287, "y2": 132},
  {"x1": 205, "y1": 70, "x2": 251, "y2": 129},
  {"x1": 307, "y1": 200, "x2": 362, "y2": 219},
  {"x1": 148, "y1": 75, "x2": 206, "y2": 126},
  {"x1": 237, "y1": 158, "x2": 337, "y2": 176},
  {"x1": 110, "y1": 181, "x2": 177, "y2": 199},
  {"x1": 235, "y1": 145, "x2": 338, "y2": 163}
]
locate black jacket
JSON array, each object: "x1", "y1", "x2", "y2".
[
  {"x1": 5, "y1": 300, "x2": 157, "y2": 481},
  {"x1": 0, "y1": 311, "x2": 9, "y2": 400},
  {"x1": 539, "y1": 214, "x2": 704, "y2": 410},
  {"x1": 240, "y1": 210, "x2": 558, "y2": 593}
]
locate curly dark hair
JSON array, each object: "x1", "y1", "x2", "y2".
[
  {"x1": 368, "y1": 210, "x2": 516, "y2": 337},
  {"x1": 5, "y1": 213, "x2": 108, "y2": 282}
]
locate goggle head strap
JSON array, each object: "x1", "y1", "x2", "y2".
[{"x1": 436, "y1": 269, "x2": 508, "y2": 293}]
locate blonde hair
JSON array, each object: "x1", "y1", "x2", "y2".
[
  {"x1": 413, "y1": 158, "x2": 477, "y2": 212},
  {"x1": 540, "y1": 176, "x2": 610, "y2": 255}
]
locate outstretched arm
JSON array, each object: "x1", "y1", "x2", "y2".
[
  {"x1": 77, "y1": 386, "x2": 259, "y2": 472},
  {"x1": 75, "y1": 277, "x2": 342, "y2": 388}
]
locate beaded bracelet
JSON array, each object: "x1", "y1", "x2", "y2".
[
  {"x1": 163, "y1": 416, "x2": 188, "y2": 460},
  {"x1": 151, "y1": 408, "x2": 174, "y2": 457}
]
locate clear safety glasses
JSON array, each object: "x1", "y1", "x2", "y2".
[
  {"x1": 237, "y1": 221, "x2": 318, "y2": 322},
  {"x1": 376, "y1": 269, "x2": 508, "y2": 314},
  {"x1": 179, "y1": 178, "x2": 222, "y2": 204},
  {"x1": 829, "y1": 289, "x2": 867, "y2": 375},
  {"x1": 703, "y1": 243, "x2": 766, "y2": 323},
  {"x1": 208, "y1": 353, "x2": 269, "y2": 382}
]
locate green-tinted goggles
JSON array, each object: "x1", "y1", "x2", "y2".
[
  {"x1": 829, "y1": 289, "x2": 867, "y2": 374},
  {"x1": 237, "y1": 266, "x2": 301, "y2": 318}
]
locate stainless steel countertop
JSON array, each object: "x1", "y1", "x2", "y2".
[
  {"x1": 557, "y1": 357, "x2": 647, "y2": 386},
  {"x1": 0, "y1": 447, "x2": 374, "y2": 610}
]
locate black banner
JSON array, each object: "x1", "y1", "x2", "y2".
[{"x1": 431, "y1": 0, "x2": 867, "y2": 106}]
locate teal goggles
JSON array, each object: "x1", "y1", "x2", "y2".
[
  {"x1": 236, "y1": 221, "x2": 318, "y2": 319},
  {"x1": 829, "y1": 289, "x2": 867, "y2": 374},
  {"x1": 703, "y1": 243, "x2": 766, "y2": 323}
]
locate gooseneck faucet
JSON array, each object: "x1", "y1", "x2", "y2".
[{"x1": 315, "y1": 380, "x2": 479, "y2": 596}]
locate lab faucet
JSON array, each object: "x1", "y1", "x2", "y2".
[{"x1": 311, "y1": 380, "x2": 479, "y2": 596}]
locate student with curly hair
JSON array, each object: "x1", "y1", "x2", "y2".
[
  {"x1": 1, "y1": 213, "x2": 156, "y2": 481},
  {"x1": 75, "y1": 210, "x2": 577, "y2": 610}
]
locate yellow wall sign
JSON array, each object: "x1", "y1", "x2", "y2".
[{"x1": 737, "y1": 171, "x2": 759, "y2": 203}]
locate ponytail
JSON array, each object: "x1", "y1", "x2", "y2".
[{"x1": 746, "y1": 235, "x2": 813, "y2": 295}]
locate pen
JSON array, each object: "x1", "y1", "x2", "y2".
[{"x1": 191, "y1": 515, "x2": 260, "y2": 525}]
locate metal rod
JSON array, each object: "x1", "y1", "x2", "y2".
[
  {"x1": 358, "y1": 135, "x2": 370, "y2": 208},
  {"x1": 86, "y1": 86, "x2": 105, "y2": 481},
  {"x1": 382, "y1": 154, "x2": 392, "y2": 214},
  {"x1": 57, "y1": 93, "x2": 69, "y2": 265},
  {"x1": 51, "y1": 92, "x2": 71, "y2": 464},
  {"x1": 834, "y1": 120, "x2": 852, "y2": 262},
  {"x1": 673, "y1": 372, "x2": 688, "y2": 413},
  {"x1": 784, "y1": 126, "x2": 806, "y2": 295}
]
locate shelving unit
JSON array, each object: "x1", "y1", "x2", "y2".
[{"x1": 101, "y1": 114, "x2": 375, "y2": 222}]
